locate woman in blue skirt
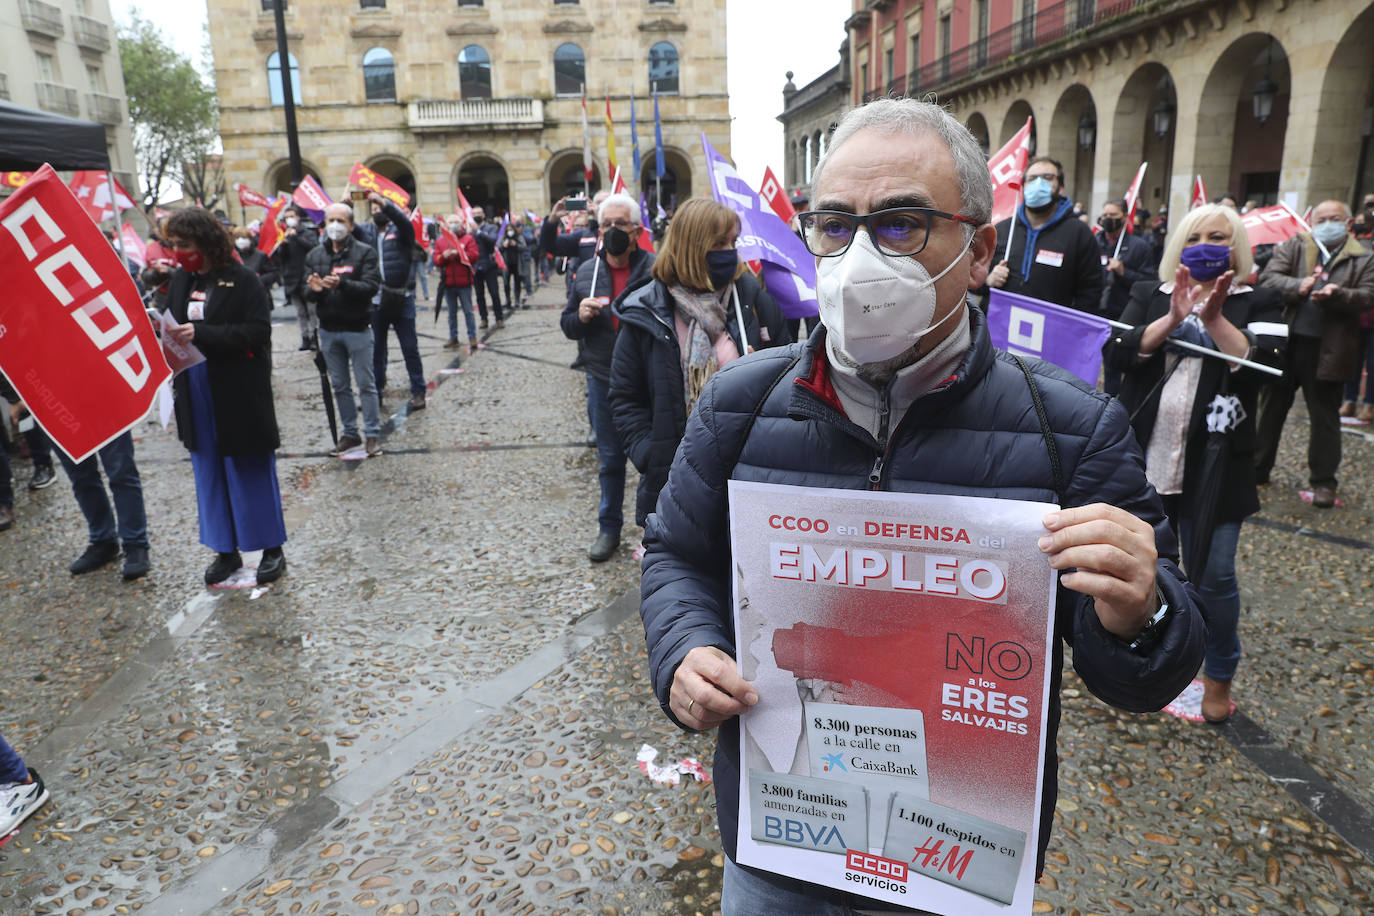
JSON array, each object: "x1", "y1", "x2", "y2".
[{"x1": 163, "y1": 208, "x2": 288, "y2": 585}]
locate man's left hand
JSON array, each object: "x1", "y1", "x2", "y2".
[
  {"x1": 1310, "y1": 282, "x2": 1340, "y2": 302},
  {"x1": 1039, "y1": 503, "x2": 1158, "y2": 640},
  {"x1": 169, "y1": 322, "x2": 195, "y2": 345}
]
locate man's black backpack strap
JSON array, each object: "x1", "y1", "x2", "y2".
[{"x1": 1012, "y1": 354, "x2": 1067, "y2": 505}]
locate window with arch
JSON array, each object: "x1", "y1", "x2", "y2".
[
  {"x1": 553, "y1": 43, "x2": 584, "y2": 97},
  {"x1": 648, "y1": 41, "x2": 678, "y2": 95},
  {"x1": 267, "y1": 51, "x2": 301, "y2": 106},
  {"x1": 362, "y1": 47, "x2": 395, "y2": 102},
  {"x1": 458, "y1": 45, "x2": 492, "y2": 100}
]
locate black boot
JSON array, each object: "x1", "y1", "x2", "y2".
[
  {"x1": 205, "y1": 551, "x2": 243, "y2": 585},
  {"x1": 257, "y1": 547, "x2": 287, "y2": 584}
]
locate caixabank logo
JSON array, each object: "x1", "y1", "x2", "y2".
[{"x1": 844, "y1": 850, "x2": 910, "y2": 895}]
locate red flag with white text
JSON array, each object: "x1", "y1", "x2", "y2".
[
  {"x1": 0, "y1": 165, "x2": 170, "y2": 463},
  {"x1": 67, "y1": 171, "x2": 137, "y2": 225},
  {"x1": 292, "y1": 175, "x2": 332, "y2": 221},
  {"x1": 1190, "y1": 175, "x2": 1207, "y2": 210},
  {"x1": 1241, "y1": 204, "x2": 1308, "y2": 248},
  {"x1": 120, "y1": 222, "x2": 147, "y2": 269},
  {"x1": 456, "y1": 188, "x2": 474, "y2": 227},
  {"x1": 1122, "y1": 163, "x2": 1148, "y2": 233},
  {"x1": 759, "y1": 167, "x2": 796, "y2": 223},
  {"x1": 988, "y1": 119, "x2": 1033, "y2": 225},
  {"x1": 411, "y1": 203, "x2": 429, "y2": 249},
  {"x1": 236, "y1": 182, "x2": 274, "y2": 209}
]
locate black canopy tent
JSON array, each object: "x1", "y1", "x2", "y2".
[{"x1": 0, "y1": 99, "x2": 110, "y2": 171}]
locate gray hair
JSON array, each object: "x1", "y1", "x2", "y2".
[
  {"x1": 598, "y1": 192, "x2": 642, "y2": 225},
  {"x1": 811, "y1": 98, "x2": 994, "y2": 227}
]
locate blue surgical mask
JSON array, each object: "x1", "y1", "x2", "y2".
[
  {"x1": 1313, "y1": 220, "x2": 1347, "y2": 249},
  {"x1": 1023, "y1": 178, "x2": 1054, "y2": 210}
]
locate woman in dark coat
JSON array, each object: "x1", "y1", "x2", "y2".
[
  {"x1": 164, "y1": 208, "x2": 287, "y2": 585},
  {"x1": 610, "y1": 198, "x2": 777, "y2": 530},
  {"x1": 232, "y1": 226, "x2": 280, "y2": 291},
  {"x1": 1105, "y1": 203, "x2": 1284, "y2": 722}
]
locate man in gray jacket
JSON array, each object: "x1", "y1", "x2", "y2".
[{"x1": 640, "y1": 98, "x2": 1205, "y2": 915}]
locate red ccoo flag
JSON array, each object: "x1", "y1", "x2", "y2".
[
  {"x1": 257, "y1": 195, "x2": 289, "y2": 255},
  {"x1": 411, "y1": 203, "x2": 429, "y2": 250},
  {"x1": 988, "y1": 119, "x2": 1033, "y2": 225},
  {"x1": 236, "y1": 182, "x2": 274, "y2": 209},
  {"x1": 1190, "y1": 175, "x2": 1207, "y2": 211}
]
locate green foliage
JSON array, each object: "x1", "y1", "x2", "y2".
[{"x1": 118, "y1": 12, "x2": 219, "y2": 208}]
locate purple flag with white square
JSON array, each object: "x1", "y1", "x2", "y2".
[
  {"x1": 985, "y1": 289, "x2": 1111, "y2": 384},
  {"x1": 700, "y1": 133, "x2": 818, "y2": 318}
]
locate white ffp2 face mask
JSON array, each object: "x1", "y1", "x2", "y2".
[
  {"x1": 325, "y1": 221, "x2": 350, "y2": 242},
  {"x1": 816, "y1": 228, "x2": 973, "y2": 366}
]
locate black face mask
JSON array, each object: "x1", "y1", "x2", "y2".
[
  {"x1": 372, "y1": 212, "x2": 388, "y2": 227},
  {"x1": 1098, "y1": 216, "x2": 1123, "y2": 234},
  {"x1": 473, "y1": 216, "x2": 484, "y2": 225},
  {"x1": 603, "y1": 226, "x2": 631, "y2": 256},
  {"x1": 585, "y1": 217, "x2": 599, "y2": 234},
  {"x1": 705, "y1": 249, "x2": 739, "y2": 290}
]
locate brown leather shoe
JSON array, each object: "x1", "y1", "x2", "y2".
[
  {"x1": 365, "y1": 436, "x2": 383, "y2": 457},
  {"x1": 1359, "y1": 403, "x2": 1374, "y2": 423},
  {"x1": 1201, "y1": 675, "x2": 1233, "y2": 723},
  {"x1": 330, "y1": 434, "x2": 362, "y2": 457},
  {"x1": 1312, "y1": 486, "x2": 1337, "y2": 509},
  {"x1": 408, "y1": 393, "x2": 426, "y2": 411},
  {"x1": 443, "y1": 338, "x2": 460, "y2": 350},
  {"x1": 1340, "y1": 400, "x2": 1356, "y2": 418}
]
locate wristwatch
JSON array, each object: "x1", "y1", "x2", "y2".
[{"x1": 1126, "y1": 586, "x2": 1171, "y2": 654}]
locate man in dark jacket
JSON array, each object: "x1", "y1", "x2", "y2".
[
  {"x1": 1255, "y1": 200, "x2": 1374, "y2": 506},
  {"x1": 561, "y1": 193, "x2": 656, "y2": 562},
  {"x1": 542, "y1": 192, "x2": 607, "y2": 293},
  {"x1": 639, "y1": 99, "x2": 1204, "y2": 914},
  {"x1": 987, "y1": 156, "x2": 1102, "y2": 314},
  {"x1": 354, "y1": 192, "x2": 425, "y2": 412},
  {"x1": 305, "y1": 203, "x2": 384, "y2": 456},
  {"x1": 470, "y1": 206, "x2": 505, "y2": 330},
  {"x1": 272, "y1": 205, "x2": 320, "y2": 350},
  {"x1": 1097, "y1": 198, "x2": 1158, "y2": 395}
]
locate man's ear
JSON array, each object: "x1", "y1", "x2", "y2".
[{"x1": 966, "y1": 224, "x2": 998, "y2": 289}]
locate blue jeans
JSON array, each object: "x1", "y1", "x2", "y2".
[
  {"x1": 722, "y1": 859, "x2": 930, "y2": 915},
  {"x1": 318, "y1": 328, "x2": 381, "y2": 439},
  {"x1": 585, "y1": 374, "x2": 625, "y2": 535},
  {"x1": 1343, "y1": 328, "x2": 1374, "y2": 404},
  {"x1": 444, "y1": 284, "x2": 476, "y2": 342},
  {"x1": 372, "y1": 293, "x2": 426, "y2": 396},
  {"x1": 1176, "y1": 516, "x2": 1243, "y2": 681},
  {"x1": 410, "y1": 259, "x2": 429, "y2": 299},
  {"x1": 0, "y1": 733, "x2": 27, "y2": 784},
  {"x1": 56, "y1": 431, "x2": 148, "y2": 549}
]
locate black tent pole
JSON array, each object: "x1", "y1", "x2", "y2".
[{"x1": 273, "y1": 0, "x2": 303, "y2": 189}]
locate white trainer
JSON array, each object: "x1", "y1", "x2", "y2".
[{"x1": 0, "y1": 769, "x2": 49, "y2": 837}]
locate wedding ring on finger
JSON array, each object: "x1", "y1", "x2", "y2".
[{"x1": 686, "y1": 697, "x2": 695, "y2": 715}]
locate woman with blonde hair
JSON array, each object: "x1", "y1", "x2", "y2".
[
  {"x1": 1105, "y1": 203, "x2": 1284, "y2": 722},
  {"x1": 609, "y1": 197, "x2": 787, "y2": 529}
]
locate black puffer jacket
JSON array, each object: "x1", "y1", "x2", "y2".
[
  {"x1": 639, "y1": 307, "x2": 1205, "y2": 893},
  {"x1": 304, "y1": 235, "x2": 381, "y2": 333},
  {"x1": 732, "y1": 272, "x2": 791, "y2": 349},
  {"x1": 609, "y1": 278, "x2": 764, "y2": 527},
  {"x1": 560, "y1": 247, "x2": 656, "y2": 383}
]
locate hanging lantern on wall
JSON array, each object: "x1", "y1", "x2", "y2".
[
  {"x1": 1078, "y1": 112, "x2": 1096, "y2": 149},
  {"x1": 1152, "y1": 98, "x2": 1174, "y2": 139}
]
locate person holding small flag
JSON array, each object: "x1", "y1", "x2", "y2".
[
  {"x1": 272, "y1": 205, "x2": 321, "y2": 350},
  {"x1": 986, "y1": 156, "x2": 1102, "y2": 314},
  {"x1": 470, "y1": 207, "x2": 506, "y2": 330},
  {"x1": 1106, "y1": 203, "x2": 1285, "y2": 722},
  {"x1": 163, "y1": 208, "x2": 288, "y2": 586},
  {"x1": 1254, "y1": 200, "x2": 1374, "y2": 506},
  {"x1": 434, "y1": 215, "x2": 481, "y2": 353},
  {"x1": 1098, "y1": 198, "x2": 1157, "y2": 322},
  {"x1": 562, "y1": 192, "x2": 656, "y2": 562},
  {"x1": 354, "y1": 192, "x2": 426, "y2": 413}
]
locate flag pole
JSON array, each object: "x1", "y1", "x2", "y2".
[
  {"x1": 1103, "y1": 317, "x2": 1282, "y2": 375},
  {"x1": 653, "y1": 82, "x2": 662, "y2": 213},
  {"x1": 1002, "y1": 189, "x2": 1019, "y2": 263},
  {"x1": 105, "y1": 170, "x2": 127, "y2": 264}
]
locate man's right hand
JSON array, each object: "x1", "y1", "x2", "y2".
[
  {"x1": 577, "y1": 297, "x2": 604, "y2": 323},
  {"x1": 550, "y1": 196, "x2": 568, "y2": 219},
  {"x1": 987, "y1": 260, "x2": 1010, "y2": 289},
  {"x1": 307, "y1": 273, "x2": 325, "y2": 292},
  {"x1": 671, "y1": 646, "x2": 759, "y2": 731},
  {"x1": 1298, "y1": 264, "x2": 1323, "y2": 297}
]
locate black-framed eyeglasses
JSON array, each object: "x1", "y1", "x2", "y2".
[{"x1": 798, "y1": 207, "x2": 980, "y2": 258}]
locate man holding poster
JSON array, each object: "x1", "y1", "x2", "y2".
[{"x1": 639, "y1": 99, "x2": 1204, "y2": 915}]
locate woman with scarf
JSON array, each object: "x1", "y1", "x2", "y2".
[
  {"x1": 1105, "y1": 204, "x2": 1284, "y2": 722},
  {"x1": 611, "y1": 198, "x2": 778, "y2": 531}
]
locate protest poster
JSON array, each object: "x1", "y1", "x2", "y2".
[
  {"x1": 729, "y1": 480, "x2": 1057, "y2": 914},
  {"x1": 155, "y1": 308, "x2": 206, "y2": 376},
  {"x1": 985, "y1": 288, "x2": 1111, "y2": 385},
  {"x1": 0, "y1": 165, "x2": 171, "y2": 463}
]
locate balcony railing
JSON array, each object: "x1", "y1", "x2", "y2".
[
  {"x1": 407, "y1": 97, "x2": 543, "y2": 130},
  {"x1": 867, "y1": 0, "x2": 1149, "y2": 100},
  {"x1": 35, "y1": 81, "x2": 80, "y2": 116},
  {"x1": 87, "y1": 92, "x2": 123, "y2": 125},
  {"x1": 72, "y1": 15, "x2": 112, "y2": 52},
  {"x1": 21, "y1": 0, "x2": 65, "y2": 38}
]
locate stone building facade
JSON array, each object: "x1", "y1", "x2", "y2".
[
  {"x1": 206, "y1": 0, "x2": 730, "y2": 220},
  {"x1": 778, "y1": 39, "x2": 850, "y2": 198},
  {"x1": 829, "y1": 0, "x2": 1374, "y2": 220},
  {"x1": 1, "y1": 0, "x2": 139, "y2": 193}
]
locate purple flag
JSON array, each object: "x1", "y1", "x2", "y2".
[
  {"x1": 700, "y1": 133, "x2": 818, "y2": 318},
  {"x1": 985, "y1": 289, "x2": 1111, "y2": 384}
]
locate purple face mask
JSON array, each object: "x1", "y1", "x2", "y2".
[{"x1": 1180, "y1": 243, "x2": 1232, "y2": 282}]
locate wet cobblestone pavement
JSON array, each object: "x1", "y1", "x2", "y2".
[{"x1": 1, "y1": 279, "x2": 1371, "y2": 914}]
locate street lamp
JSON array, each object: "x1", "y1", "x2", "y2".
[
  {"x1": 1078, "y1": 112, "x2": 1096, "y2": 149},
  {"x1": 1152, "y1": 98, "x2": 1174, "y2": 139},
  {"x1": 1252, "y1": 76, "x2": 1278, "y2": 125}
]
